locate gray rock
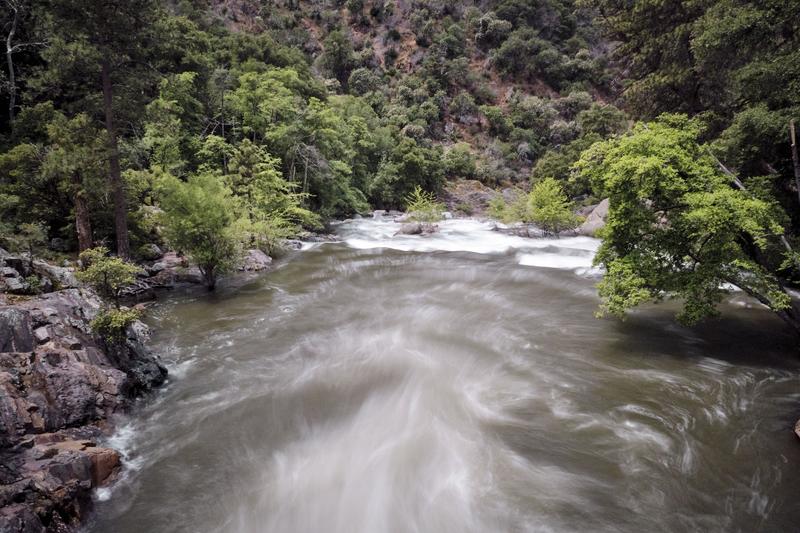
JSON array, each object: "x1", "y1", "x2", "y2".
[
  {"x1": 138, "y1": 243, "x2": 163, "y2": 261},
  {"x1": 239, "y1": 249, "x2": 272, "y2": 272},
  {"x1": 148, "y1": 261, "x2": 167, "y2": 275},
  {"x1": 49, "y1": 237, "x2": 70, "y2": 252},
  {"x1": 2, "y1": 276, "x2": 28, "y2": 294},
  {"x1": 372, "y1": 210, "x2": 387, "y2": 219},
  {"x1": 442, "y1": 211, "x2": 453, "y2": 220},
  {"x1": 0, "y1": 308, "x2": 34, "y2": 352},
  {"x1": 577, "y1": 198, "x2": 609, "y2": 237},
  {"x1": 394, "y1": 223, "x2": 439, "y2": 236},
  {"x1": 33, "y1": 326, "x2": 51, "y2": 344},
  {"x1": 282, "y1": 239, "x2": 304, "y2": 251},
  {"x1": 1, "y1": 266, "x2": 19, "y2": 278},
  {"x1": 32, "y1": 260, "x2": 79, "y2": 289}
]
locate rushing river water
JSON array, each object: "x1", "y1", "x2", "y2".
[{"x1": 88, "y1": 218, "x2": 800, "y2": 533}]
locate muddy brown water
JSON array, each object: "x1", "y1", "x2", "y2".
[{"x1": 87, "y1": 219, "x2": 800, "y2": 532}]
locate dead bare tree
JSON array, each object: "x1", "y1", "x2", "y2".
[{"x1": 3, "y1": 0, "x2": 44, "y2": 122}]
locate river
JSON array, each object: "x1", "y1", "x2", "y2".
[{"x1": 87, "y1": 218, "x2": 800, "y2": 533}]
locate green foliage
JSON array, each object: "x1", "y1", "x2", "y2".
[
  {"x1": 90, "y1": 308, "x2": 143, "y2": 343},
  {"x1": 157, "y1": 173, "x2": 242, "y2": 290},
  {"x1": 404, "y1": 185, "x2": 445, "y2": 223},
  {"x1": 368, "y1": 137, "x2": 445, "y2": 208},
  {"x1": 320, "y1": 30, "x2": 355, "y2": 86},
  {"x1": 576, "y1": 115, "x2": 793, "y2": 325},
  {"x1": 443, "y1": 143, "x2": 476, "y2": 178},
  {"x1": 76, "y1": 247, "x2": 142, "y2": 307},
  {"x1": 528, "y1": 177, "x2": 581, "y2": 235},
  {"x1": 3, "y1": 222, "x2": 47, "y2": 265},
  {"x1": 487, "y1": 189, "x2": 533, "y2": 224}
]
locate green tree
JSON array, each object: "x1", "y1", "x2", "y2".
[
  {"x1": 48, "y1": 0, "x2": 161, "y2": 258},
  {"x1": 576, "y1": 115, "x2": 800, "y2": 334},
  {"x1": 158, "y1": 172, "x2": 242, "y2": 290},
  {"x1": 320, "y1": 30, "x2": 354, "y2": 88},
  {"x1": 528, "y1": 177, "x2": 580, "y2": 235}
]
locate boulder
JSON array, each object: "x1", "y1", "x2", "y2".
[
  {"x1": 1, "y1": 276, "x2": 28, "y2": 294},
  {"x1": 239, "y1": 249, "x2": 272, "y2": 272},
  {"x1": 394, "y1": 223, "x2": 439, "y2": 235},
  {"x1": 282, "y1": 239, "x2": 304, "y2": 251},
  {"x1": 372, "y1": 209, "x2": 387, "y2": 219},
  {"x1": 0, "y1": 308, "x2": 34, "y2": 352},
  {"x1": 442, "y1": 179, "x2": 498, "y2": 215},
  {"x1": 138, "y1": 243, "x2": 163, "y2": 261},
  {"x1": 577, "y1": 198, "x2": 609, "y2": 237},
  {"x1": 0, "y1": 287, "x2": 167, "y2": 531},
  {"x1": 1, "y1": 266, "x2": 19, "y2": 278},
  {"x1": 32, "y1": 260, "x2": 79, "y2": 289}
]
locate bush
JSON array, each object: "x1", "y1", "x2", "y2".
[
  {"x1": 404, "y1": 185, "x2": 445, "y2": 223},
  {"x1": 443, "y1": 142, "x2": 477, "y2": 178},
  {"x1": 528, "y1": 177, "x2": 581, "y2": 235},
  {"x1": 488, "y1": 189, "x2": 532, "y2": 223},
  {"x1": 90, "y1": 308, "x2": 143, "y2": 343},
  {"x1": 76, "y1": 247, "x2": 142, "y2": 308}
]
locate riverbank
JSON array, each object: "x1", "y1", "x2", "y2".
[
  {"x1": 0, "y1": 288, "x2": 167, "y2": 531},
  {"x1": 0, "y1": 242, "x2": 284, "y2": 531}
]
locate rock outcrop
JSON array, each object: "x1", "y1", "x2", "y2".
[
  {"x1": 442, "y1": 179, "x2": 498, "y2": 215},
  {"x1": 0, "y1": 289, "x2": 167, "y2": 532},
  {"x1": 123, "y1": 249, "x2": 274, "y2": 299},
  {"x1": 577, "y1": 198, "x2": 609, "y2": 237}
]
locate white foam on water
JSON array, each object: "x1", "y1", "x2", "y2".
[{"x1": 334, "y1": 218, "x2": 601, "y2": 273}]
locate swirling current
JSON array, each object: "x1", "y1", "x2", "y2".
[{"x1": 87, "y1": 218, "x2": 800, "y2": 533}]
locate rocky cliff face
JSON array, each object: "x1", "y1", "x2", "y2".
[{"x1": 0, "y1": 289, "x2": 167, "y2": 532}]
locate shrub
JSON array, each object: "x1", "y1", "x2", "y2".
[
  {"x1": 404, "y1": 185, "x2": 445, "y2": 223},
  {"x1": 76, "y1": 247, "x2": 142, "y2": 308},
  {"x1": 443, "y1": 142, "x2": 477, "y2": 178},
  {"x1": 90, "y1": 308, "x2": 143, "y2": 343},
  {"x1": 528, "y1": 177, "x2": 581, "y2": 235}
]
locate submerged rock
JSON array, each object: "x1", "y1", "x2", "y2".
[{"x1": 395, "y1": 222, "x2": 439, "y2": 235}]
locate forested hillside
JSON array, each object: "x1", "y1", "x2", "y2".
[{"x1": 2, "y1": 0, "x2": 800, "y2": 328}]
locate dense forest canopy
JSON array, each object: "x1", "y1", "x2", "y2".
[{"x1": 1, "y1": 0, "x2": 799, "y2": 328}]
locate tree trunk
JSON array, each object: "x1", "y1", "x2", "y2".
[
  {"x1": 5, "y1": 3, "x2": 18, "y2": 123},
  {"x1": 735, "y1": 281, "x2": 800, "y2": 338},
  {"x1": 101, "y1": 58, "x2": 129, "y2": 258},
  {"x1": 72, "y1": 172, "x2": 93, "y2": 252},
  {"x1": 791, "y1": 120, "x2": 800, "y2": 208},
  {"x1": 202, "y1": 265, "x2": 216, "y2": 291}
]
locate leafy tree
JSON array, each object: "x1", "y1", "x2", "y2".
[
  {"x1": 443, "y1": 142, "x2": 477, "y2": 178},
  {"x1": 158, "y1": 172, "x2": 242, "y2": 290},
  {"x1": 528, "y1": 177, "x2": 581, "y2": 235},
  {"x1": 320, "y1": 30, "x2": 354, "y2": 87},
  {"x1": 576, "y1": 115, "x2": 800, "y2": 334},
  {"x1": 76, "y1": 246, "x2": 142, "y2": 308}
]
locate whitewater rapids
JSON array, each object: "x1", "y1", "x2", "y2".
[{"x1": 88, "y1": 217, "x2": 800, "y2": 533}]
